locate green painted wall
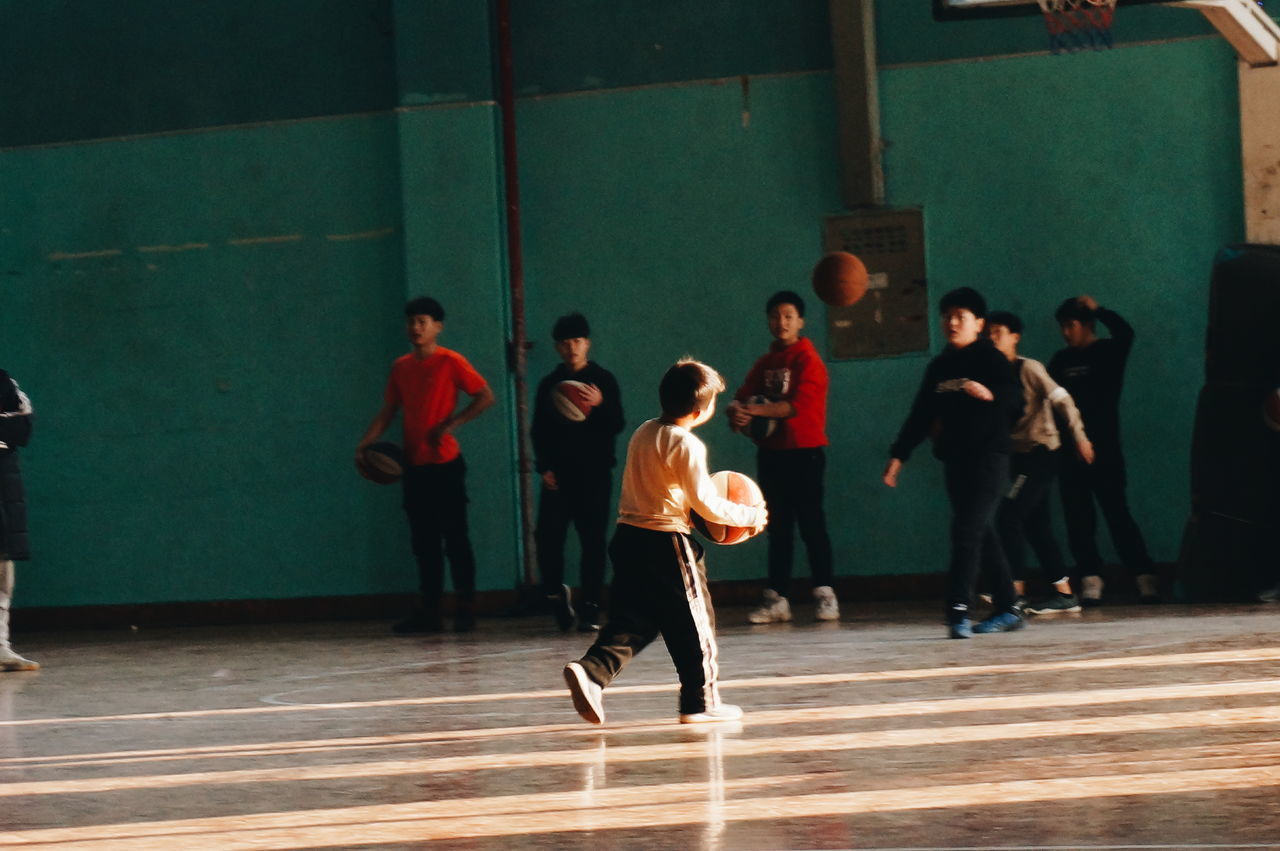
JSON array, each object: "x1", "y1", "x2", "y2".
[
  {"x1": 1, "y1": 117, "x2": 411, "y2": 606},
  {"x1": 517, "y1": 35, "x2": 1241, "y2": 583},
  {"x1": 0, "y1": 1, "x2": 1249, "y2": 610},
  {"x1": 0, "y1": 0, "x2": 398, "y2": 148}
]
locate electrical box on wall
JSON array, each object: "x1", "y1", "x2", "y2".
[{"x1": 822, "y1": 208, "x2": 929, "y2": 360}]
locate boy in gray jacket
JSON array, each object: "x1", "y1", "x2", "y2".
[{"x1": 987, "y1": 312, "x2": 1093, "y2": 614}]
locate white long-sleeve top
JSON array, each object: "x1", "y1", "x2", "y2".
[
  {"x1": 617, "y1": 419, "x2": 765, "y2": 534},
  {"x1": 1012, "y1": 357, "x2": 1089, "y2": 453}
]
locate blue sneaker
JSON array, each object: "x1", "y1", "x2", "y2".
[
  {"x1": 949, "y1": 619, "x2": 972, "y2": 639},
  {"x1": 973, "y1": 612, "x2": 1026, "y2": 634}
]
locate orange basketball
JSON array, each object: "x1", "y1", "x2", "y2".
[
  {"x1": 691, "y1": 470, "x2": 765, "y2": 546},
  {"x1": 811, "y1": 251, "x2": 869, "y2": 307}
]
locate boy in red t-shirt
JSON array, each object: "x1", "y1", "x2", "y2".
[
  {"x1": 726, "y1": 290, "x2": 837, "y2": 624},
  {"x1": 356, "y1": 297, "x2": 495, "y2": 633}
]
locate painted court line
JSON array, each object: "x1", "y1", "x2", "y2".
[
  {"x1": 7, "y1": 644, "x2": 1280, "y2": 726},
  {"x1": 2, "y1": 701, "x2": 1279, "y2": 798},
  {"x1": 5, "y1": 676, "x2": 1280, "y2": 769}
]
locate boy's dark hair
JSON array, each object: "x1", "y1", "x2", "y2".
[
  {"x1": 405, "y1": 297, "x2": 444, "y2": 322},
  {"x1": 1054, "y1": 297, "x2": 1096, "y2": 328},
  {"x1": 766, "y1": 290, "x2": 805, "y2": 317},
  {"x1": 659, "y1": 359, "x2": 725, "y2": 418},
  {"x1": 987, "y1": 310, "x2": 1023, "y2": 335},
  {"x1": 552, "y1": 312, "x2": 591, "y2": 341},
  {"x1": 938, "y1": 287, "x2": 987, "y2": 319}
]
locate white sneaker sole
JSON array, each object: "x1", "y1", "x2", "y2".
[
  {"x1": 563, "y1": 663, "x2": 604, "y2": 725},
  {"x1": 679, "y1": 704, "x2": 743, "y2": 724}
]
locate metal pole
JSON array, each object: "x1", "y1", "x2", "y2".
[{"x1": 495, "y1": 0, "x2": 539, "y2": 588}]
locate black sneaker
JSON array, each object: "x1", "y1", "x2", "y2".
[
  {"x1": 393, "y1": 610, "x2": 443, "y2": 634},
  {"x1": 577, "y1": 601, "x2": 601, "y2": 633},
  {"x1": 548, "y1": 585, "x2": 575, "y2": 632},
  {"x1": 1026, "y1": 593, "x2": 1082, "y2": 615}
]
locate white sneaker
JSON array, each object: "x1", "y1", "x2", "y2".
[
  {"x1": 563, "y1": 662, "x2": 604, "y2": 725},
  {"x1": 813, "y1": 585, "x2": 840, "y2": 621},
  {"x1": 1258, "y1": 583, "x2": 1280, "y2": 603},
  {"x1": 679, "y1": 703, "x2": 743, "y2": 724},
  {"x1": 0, "y1": 649, "x2": 39, "y2": 672},
  {"x1": 1081, "y1": 575, "x2": 1104, "y2": 607},
  {"x1": 747, "y1": 589, "x2": 792, "y2": 624}
]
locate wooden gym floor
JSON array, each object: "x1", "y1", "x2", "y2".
[{"x1": 2, "y1": 600, "x2": 1279, "y2": 849}]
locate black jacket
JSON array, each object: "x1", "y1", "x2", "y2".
[
  {"x1": 531, "y1": 362, "x2": 625, "y2": 476},
  {"x1": 890, "y1": 338, "x2": 1022, "y2": 463},
  {"x1": 1048, "y1": 307, "x2": 1134, "y2": 450},
  {"x1": 0, "y1": 371, "x2": 32, "y2": 561}
]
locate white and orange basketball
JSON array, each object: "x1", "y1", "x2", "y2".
[
  {"x1": 691, "y1": 470, "x2": 766, "y2": 546},
  {"x1": 552, "y1": 380, "x2": 594, "y2": 422},
  {"x1": 1264, "y1": 387, "x2": 1280, "y2": 432}
]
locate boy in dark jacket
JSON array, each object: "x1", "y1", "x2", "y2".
[
  {"x1": 1048, "y1": 295, "x2": 1157, "y2": 606},
  {"x1": 0, "y1": 370, "x2": 37, "y2": 672},
  {"x1": 531, "y1": 313, "x2": 625, "y2": 632},
  {"x1": 883, "y1": 288, "x2": 1025, "y2": 639}
]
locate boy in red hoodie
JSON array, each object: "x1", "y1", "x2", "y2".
[{"x1": 727, "y1": 290, "x2": 837, "y2": 623}]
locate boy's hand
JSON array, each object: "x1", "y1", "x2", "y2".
[
  {"x1": 426, "y1": 422, "x2": 452, "y2": 445},
  {"x1": 579, "y1": 384, "x2": 603, "y2": 408},
  {"x1": 1077, "y1": 439, "x2": 1096, "y2": 465},
  {"x1": 1078, "y1": 294, "x2": 1099, "y2": 311},
  {"x1": 726, "y1": 401, "x2": 752, "y2": 430},
  {"x1": 542, "y1": 470, "x2": 558, "y2": 491},
  {"x1": 882, "y1": 458, "x2": 903, "y2": 488},
  {"x1": 354, "y1": 444, "x2": 374, "y2": 479},
  {"x1": 963, "y1": 380, "x2": 994, "y2": 401}
]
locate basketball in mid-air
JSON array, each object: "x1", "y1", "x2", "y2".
[
  {"x1": 811, "y1": 251, "x2": 869, "y2": 307},
  {"x1": 552, "y1": 380, "x2": 593, "y2": 422},
  {"x1": 691, "y1": 470, "x2": 766, "y2": 546},
  {"x1": 361, "y1": 441, "x2": 405, "y2": 485}
]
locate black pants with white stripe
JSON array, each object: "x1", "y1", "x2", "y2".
[{"x1": 578, "y1": 524, "x2": 720, "y2": 716}]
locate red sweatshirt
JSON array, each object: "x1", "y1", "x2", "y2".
[{"x1": 734, "y1": 336, "x2": 829, "y2": 450}]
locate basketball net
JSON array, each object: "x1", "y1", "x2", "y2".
[{"x1": 1036, "y1": 0, "x2": 1119, "y2": 52}]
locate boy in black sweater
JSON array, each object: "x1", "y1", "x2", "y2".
[
  {"x1": 883, "y1": 288, "x2": 1025, "y2": 638},
  {"x1": 0, "y1": 370, "x2": 36, "y2": 672},
  {"x1": 1048, "y1": 295, "x2": 1157, "y2": 605},
  {"x1": 531, "y1": 313, "x2": 625, "y2": 631}
]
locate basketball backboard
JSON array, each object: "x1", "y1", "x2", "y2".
[
  {"x1": 935, "y1": 0, "x2": 1179, "y2": 16},
  {"x1": 933, "y1": 0, "x2": 1279, "y2": 66}
]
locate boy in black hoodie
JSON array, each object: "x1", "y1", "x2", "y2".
[
  {"x1": 1048, "y1": 295, "x2": 1157, "y2": 605},
  {"x1": 0, "y1": 370, "x2": 36, "y2": 672},
  {"x1": 531, "y1": 313, "x2": 625, "y2": 632},
  {"x1": 883, "y1": 288, "x2": 1025, "y2": 638}
]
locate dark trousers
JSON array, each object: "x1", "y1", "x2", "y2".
[
  {"x1": 536, "y1": 470, "x2": 612, "y2": 605},
  {"x1": 758, "y1": 447, "x2": 834, "y2": 595},
  {"x1": 1058, "y1": 446, "x2": 1154, "y2": 578},
  {"x1": 579, "y1": 524, "x2": 720, "y2": 715},
  {"x1": 997, "y1": 447, "x2": 1069, "y2": 585},
  {"x1": 944, "y1": 452, "x2": 1016, "y2": 623},
  {"x1": 402, "y1": 457, "x2": 476, "y2": 611}
]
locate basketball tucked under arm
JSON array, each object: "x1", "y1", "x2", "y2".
[{"x1": 676, "y1": 443, "x2": 765, "y2": 529}]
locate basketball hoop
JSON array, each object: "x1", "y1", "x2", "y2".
[{"x1": 1036, "y1": 0, "x2": 1119, "y2": 52}]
